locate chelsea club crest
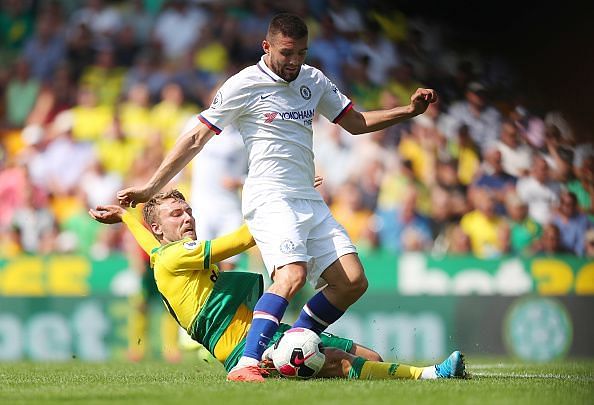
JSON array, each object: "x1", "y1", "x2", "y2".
[{"x1": 300, "y1": 85, "x2": 311, "y2": 100}]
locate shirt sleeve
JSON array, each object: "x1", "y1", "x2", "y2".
[
  {"x1": 198, "y1": 75, "x2": 249, "y2": 134},
  {"x1": 210, "y1": 223, "x2": 256, "y2": 264},
  {"x1": 316, "y1": 73, "x2": 353, "y2": 124},
  {"x1": 121, "y1": 211, "x2": 160, "y2": 255},
  {"x1": 159, "y1": 224, "x2": 255, "y2": 273}
]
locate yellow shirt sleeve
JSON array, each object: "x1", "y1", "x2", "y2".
[
  {"x1": 121, "y1": 210, "x2": 160, "y2": 254},
  {"x1": 211, "y1": 223, "x2": 256, "y2": 264}
]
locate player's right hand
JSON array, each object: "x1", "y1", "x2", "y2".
[
  {"x1": 117, "y1": 187, "x2": 152, "y2": 208},
  {"x1": 89, "y1": 205, "x2": 125, "y2": 224},
  {"x1": 314, "y1": 175, "x2": 323, "y2": 188}
]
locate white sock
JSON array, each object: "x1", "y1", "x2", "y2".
[
  {"x1": 231, "y1": 356, "x2": 259, "y2": 371},
  {"x1": 420, "y1": 366, "x2": 437, "y2": 380}
]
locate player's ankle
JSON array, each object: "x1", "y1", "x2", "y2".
[
  {"x1": 232, "y1": 356, "x2": 259, "y2": 371},
  {"x1": 420, "y1": 366, "x2": 437, "y2": 380}
]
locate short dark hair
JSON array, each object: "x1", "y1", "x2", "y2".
[
  {"x1": 267, "y1": 13, "x2": 308, "y2": 40},
  {"x1": 142, "y1": 189, "x2": 187, "y2": 226}
]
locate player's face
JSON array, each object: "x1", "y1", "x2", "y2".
[
  {"x1": 263, "y1": 33, "x2": 308, "y2": 82},
  {"x1": 154, "y1": 198, "x2": 196, "y2": 243}
]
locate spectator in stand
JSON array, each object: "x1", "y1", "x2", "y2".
[
  {"x1": 585, "y1": 229, "x2": 594, "y2": 258},
  {"x1": 123, "y1": 50, "x2": 170, "y2": 102},
  {"x1": 95, "y1": 114, "x2": 141, "y2": 179},
  {"x1": 152, "y1": 0, "x2": 208, "y2": 61},
  {"x1": 444, "y1": 225, "x2": 472, "y2": 255},
  {"x1": 113, "y1": 24, "x2": 140, "y2": 67},
  {"x1": 496, "y1": 118, "x2": 532, "y2": 178},
  {"x1": 0, "y1": 159, "x2": 28, "y2": 229},
  {"x1": 26, "y1": 62, "x2": 77, "y2": 128},
  {"x1": 434, "y1": 158, "x2": 468, "y2": 219},
  {"x1": 151, "y1": 82, "x2": 198, "y2": 152},
  {"x1": 79, "y1": 43, "x2": 126, "y2": 106},
  {"x1": 350, "y1": 20, "x2": 400, "y2": 87},
  {"x1": 445, "y1": 82, "x2": 501, "y2": 152},
  {"x1": 541, "y1": 124, "x2": 574, "y2": 182},
  {"x1": 80, "y1": 159, "x2": 122, "y2": 209},
  {"x1": 471, "y1": 146, "x2": 517, "y2": 215},
  {"x1": 505, "y1": 193, "x2": 542, "y2": 255},
  {"x1": 0, "y1": 0, "x2": 34, "y2": 63},
  {"x1": 376, "y1": 186, "x2": 433, "y2": 253},
  {"x1": 567, "y1": 155, "x2": 594, "y2": 221},
  {"x1": 377, "y1": 159, "x2": 432, "y2": 216},
  {"x1": 69, "y1": 86, "x2": 113, "y2": 143},
  {"x1": 449, "y1": 124, "x2": 481, "y2": 187},
  {"x1": 121, "y1": 0, "x2": 154, "y2": 46},
  {"x1": 551, "y1": 191, "x2": 593, "y2": 256},
  {"x1": 65, "y1": 22, "x2": 96, "y2": 81},
  {"x1": 68, "y1": 0, "x2": 123, "y2": 41},
  {"x1": 429, "y1": 186, "x2": 459, "y2": 253},
  {"x1": 21, "y1": 12, "x2": 66, "y2": 83},
  {"x1": 33, "y1": 110, "x2": 95, "y2": 196},
  {"x1": 119, "y1": 83, "x2": 153, "y2": 151},
  {"x1": 532, "y1": 223, "x2": 573, "y2": 256},
  {"x1": 387, "y1": 62, "x2": 424, "y2": 110},
  {"x1": 398, "y1": 118, "x2": 439, "y2": 186},
  {"x1": 11, "y1": 183, "x2": 56, "y2": 254},
  {"x1": 307, "y1": 16, "x2": 351, "y2": 90},
  {"x1": 460, "y1": 188, "x2": 509, "y2": 258},
  {"x1": 516, "y1": 155, "x2": 562, "y2": 225},
  {"x1": 330, "y1": 180, "x2": 375, "y2": 247},
  {"x1": 4, "y1": 57, "x2": 40, "y2": 128}
]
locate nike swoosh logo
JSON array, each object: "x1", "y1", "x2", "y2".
[
  {"x1": 293, "y1": 356, "x2": 305, "y2": 366},
  {"x1": 260, "y1": 94, "x2": 273, "y2": 100}
]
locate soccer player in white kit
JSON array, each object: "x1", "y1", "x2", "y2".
[{"x1": 117, "y1": 13, "x2": 437, "y2": 382}]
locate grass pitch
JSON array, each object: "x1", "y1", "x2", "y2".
[{"x1": 1, "y1": 356, "x2": 592, "y2": 405}]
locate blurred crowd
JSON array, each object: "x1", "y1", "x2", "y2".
[{"x1": 0, "y1": 0, "x2": 593, "y2": 260}]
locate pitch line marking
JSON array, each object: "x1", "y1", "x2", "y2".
[{"x1": 471, "y1": 371, "x2": 594, "y2": 381}]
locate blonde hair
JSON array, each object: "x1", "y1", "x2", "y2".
[{"x1": 142, "y1": 189, "x2": 187, "y2": 226}]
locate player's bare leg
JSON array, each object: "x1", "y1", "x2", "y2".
[{"x1": 319, "y1": 253, "x2": 368, "y2": 310}]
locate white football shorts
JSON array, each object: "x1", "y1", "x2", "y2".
[{"x1": 243, "y1": 197, "x2": 357, "y2": 288}]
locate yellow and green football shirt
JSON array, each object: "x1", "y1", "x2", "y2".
[{"x1": 121, "y1": 211, "x2": 261, "y2": 363}]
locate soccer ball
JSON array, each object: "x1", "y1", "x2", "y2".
[{"x1": 271, "y1": 328, "x2": 326, "y2": 379}]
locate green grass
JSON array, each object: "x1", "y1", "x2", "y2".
[{"x1": 1, "y1": 357, "x2": 593, "y2": 405}]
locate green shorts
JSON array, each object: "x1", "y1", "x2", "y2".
[{"x1": 223, "y1": 323, "x2": 353, "y2": 371}]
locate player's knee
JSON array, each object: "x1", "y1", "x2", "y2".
[
  {"x1": 344, "y1": 273, "x2": 368, "y2": 301},
  {"x1": 366, "y1": 350, "x2": 383, "y2": 362},
  {"x1": 271, "y1": 264, "x2": 307, "y2": 298}
]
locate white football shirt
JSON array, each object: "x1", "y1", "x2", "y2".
[{"x1": 199, "y1": 55, "x2": 352, "y2": 210}]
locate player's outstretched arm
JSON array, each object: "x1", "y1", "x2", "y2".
[
  {"x1": 117, "y1": 123, "x2": 216, "y2": 207},
  {"x1": 89, "y1": 205, "x2": 125, "y2": 224},
  {"x1": 89, "y1": 205, "x2": 160, "y2": 254},
  {"x1": 210, "y1": 224, "x2": 256, "y2": 266},
  {"x1": 338, "y1": 88, "x2": 437, "y2": 135}
]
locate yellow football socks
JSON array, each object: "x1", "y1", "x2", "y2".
[{"x1": 349, "y1": 357, "x2": 425, "y2": 380}]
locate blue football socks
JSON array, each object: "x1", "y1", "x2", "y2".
[
  {"x1": 241, "y1": 292, "x2": 289, "y2": 361},
  {"x1": 293, "y1": 291, "x2": 344, "y2": 334}
]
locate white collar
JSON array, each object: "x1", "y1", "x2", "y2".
[
  {"x1": 257, "y1": 55, "x2": 285, "y2": 83},
  {"x1": 257, "y1": 55, "x2": 303, "y2": 84}
]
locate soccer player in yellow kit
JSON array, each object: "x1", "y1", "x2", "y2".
[{"x1": 89, "y1": 189, "x2": 465, "y2": 381}]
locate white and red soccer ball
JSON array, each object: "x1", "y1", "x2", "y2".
[{"x1": 271, "y1": 328, "x2": 326, "y2": 379}]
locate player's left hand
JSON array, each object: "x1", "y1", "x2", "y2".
[
  {"x1": 410, "y1": 88, "x2": 438, "y2": 115},
  {"x1": 89, "y1": 205, "x2": 125, "y2": 224}
]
